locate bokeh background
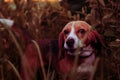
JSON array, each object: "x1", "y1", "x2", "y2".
[{"x1": 0, "y1": 0, "x2": 120, "y2": 80}]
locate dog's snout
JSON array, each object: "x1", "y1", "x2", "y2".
[{"x1": 66, "y1": 38, "x2": 74, "y2": 48}]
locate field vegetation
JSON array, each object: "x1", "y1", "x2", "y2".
[{"x1": 0, "y1": 0, "x2": 120, "y2": 80}]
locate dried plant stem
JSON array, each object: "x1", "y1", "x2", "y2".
[
  {"x1": 21, "y1": 55, "x2": 35, "y2": 80},
  {"x1": 32, "y1": 40, "x2": 47, "y2": 80},
  {"x1": 4, "y1": 25, "x2": 23, "y2": 57},
  {"x1": 0, "y1": 65, "x2": 4, "y2": 80},
  {"x1": 51, "y1": 70, "x2": 55, "y2": 80},
  {"x1": 3, "y1": 24, "x2": 33, "y2": 80},
  {"x1": 100, "y1": 57, "x2": 104, "y2": 80},
  {"x1": 5, "y1": 59, "x2": 22, "y2": 80},
  {"x1": 70, "y1": 54, "x2": 79, "y2": 80},
  {"x1": 47, "y1": 54, "x2": 52, "y2": 79},
  {"x1": 89, "y1": 57, "x2": 100, "y2": 80},
  {"x1": 117, "y1": 64, "x2": 120, "y2": 80},
  {"x1": 96, "y1": 0, "x2": 103, "y2": 21}
]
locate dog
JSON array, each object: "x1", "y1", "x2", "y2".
[{"x1": 58, "y1": 21, "x2": 104, "y2": 80}]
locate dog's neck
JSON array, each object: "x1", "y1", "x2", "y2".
[{"x1": 58, "y1": 45, "x2": 96, "y2": 74}]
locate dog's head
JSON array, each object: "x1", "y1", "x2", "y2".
[{"x1": 59, "y1": 21, "x2": 104, "y2": 57}]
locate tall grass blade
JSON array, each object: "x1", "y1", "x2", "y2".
[{"x1": 32, "y1": 40, "x2": 47, "y2": 80}]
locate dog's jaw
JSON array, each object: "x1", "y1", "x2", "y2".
[
  {"x1": 67, "y1": 50, "x2": 81, "y2": 55},
  {"x1": 66, "y1": 44, "x2": 94, "y2": 57}
]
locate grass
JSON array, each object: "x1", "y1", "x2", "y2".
[{"x1": 0, "y1": 0, "x2": 120, "y2": 80}]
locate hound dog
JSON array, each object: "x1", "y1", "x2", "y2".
[{"x1": 58, "y1": 21, "x2": 104, "y2": 80}]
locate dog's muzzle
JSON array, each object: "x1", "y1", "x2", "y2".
[
  {"x1": 66, "y1": 45, "x2": 94, "y2": 58},
  {"x1": 66, "y1": 38, "x2": 75, "y2": 48}
]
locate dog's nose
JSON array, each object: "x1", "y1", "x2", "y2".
[{"x1": 66, "y1": 38, "x2": 74, "y2": 48}]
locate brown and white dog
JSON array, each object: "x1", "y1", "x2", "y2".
[{"x1": 58, "y1": 21, "x2": 104, "y2": 80}]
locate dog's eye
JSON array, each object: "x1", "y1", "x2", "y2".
[
  {"x1": 78, "y1": 29, "x2": 86, "y2": 34},
  {"x1": 64, "y1": 30, "x2": 69, "y2": 35}
]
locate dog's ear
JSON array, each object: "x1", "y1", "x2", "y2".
[
  {"x1": 58, "y1": 32, "x2": 64, "y2": 59},
  {"x1": 85, "y1": 30, "x2": 105, "y2": 52}
]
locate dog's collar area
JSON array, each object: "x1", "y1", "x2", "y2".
[{"x1": 79, "y1": 49, "x2": 94, "y2": 58}]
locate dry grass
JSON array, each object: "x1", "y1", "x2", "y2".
[{"x1": 0, "y1": 0, "x2": 120, "y2": 80}]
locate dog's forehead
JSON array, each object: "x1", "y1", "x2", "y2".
[
  {"x1": 62, "y1": 21, "x2": 91, "y2": 31},
  {"x1": 62, "y1": 22, "x2": 73, "y2": 31}
]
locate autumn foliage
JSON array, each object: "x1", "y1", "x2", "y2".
[{"x1": 0, "y1": 0, "x2": 120, "y2": 80}]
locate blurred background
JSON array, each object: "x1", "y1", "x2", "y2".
[{"x1": 0, "y1": 0, "x2": 120, "y2": 80}]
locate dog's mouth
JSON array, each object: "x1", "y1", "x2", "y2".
[
  {"x1": 65, "y1": 48, "x2": 82, "y2": 55},
  {"x1": 66, "y1": 48, "x2": 76, "y2": 53}
]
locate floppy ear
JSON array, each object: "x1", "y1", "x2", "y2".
[
  {"x1": 58, "y1": 32, "x2": 65, "y2": 59},
  {"x1": 85, "y1": 30, "x2": 105, "y2": 52}
]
